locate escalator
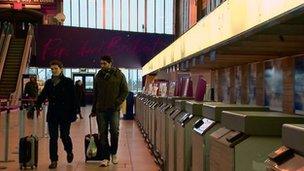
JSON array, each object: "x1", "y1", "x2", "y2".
[{"x1": 0, "y1": 38, "x2": 25, "y2": 98}]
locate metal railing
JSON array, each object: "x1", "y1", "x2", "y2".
[{"x1": 0, "y1": 98, "x2": 48, "y2": 166}]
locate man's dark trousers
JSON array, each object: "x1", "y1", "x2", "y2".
[{"x1": 48, "y1": 121, "x2": 73, "y2": 161}]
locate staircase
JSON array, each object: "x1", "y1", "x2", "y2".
[{"x1": 0, "y1": 38, "x2": 25, "y2": 98}]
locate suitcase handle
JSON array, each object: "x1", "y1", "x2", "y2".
[{"x1": 89, "y1": 115, "x2": 92, "y2": 136}]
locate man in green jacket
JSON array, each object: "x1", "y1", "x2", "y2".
[{"x1": 90, "y1": 55, "x2": 128, "y2": 167}]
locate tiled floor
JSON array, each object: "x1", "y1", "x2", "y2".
[{"x1": 0, "y1": 106, "x2": 159, "y2": 171}]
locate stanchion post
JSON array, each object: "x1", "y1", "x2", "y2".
[
  {"x1": 0, "y1": 100, "x2": 8, "y2": 169},
  {"x1": 33, "y1": 108, "x2": 37, "y2": 136},
  {"x1": 0, "y1": 104, "x2": 14, "y2": 163},
  {"x1": 41, "y1": 103, "x2": 48, "y2": 138},
  {"x1": 19, "y1": 104, "x2": 26, "y2": 139}
]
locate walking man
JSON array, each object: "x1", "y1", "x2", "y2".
[
  {"x1": 36, "y1": 60, "x2": 78, "y2": 169},
  {"x1": 90, "y1": 55, "x2": 128, "y2": 167}
]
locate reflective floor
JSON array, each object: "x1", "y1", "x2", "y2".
[{"x1": 0, "y1": 106, "x2": 159, "y2": 171}]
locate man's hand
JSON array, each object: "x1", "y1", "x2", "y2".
[{"x1": 89, "y1": 113, "x2": 96, "y2": 117}]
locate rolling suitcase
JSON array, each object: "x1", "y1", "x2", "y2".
[
  {"x1": 85, "y1": 116, "x2": 103, "y2": 162},
  {"x1": 19, "y1": 135, "x2": 38, "y2": 169}
]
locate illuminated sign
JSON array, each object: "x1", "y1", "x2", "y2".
[{"x1": 0, "y1": 0, "x2": 54, "y2": 4}]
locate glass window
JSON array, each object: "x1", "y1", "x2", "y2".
[
  {"x1": 182, "y1": 0, "x2": 189, "y2": 33},
  {"x1": 121, "y1": 0, "x2": 128, "y2": 31},
  {"x1": 88, "y1": 0, "x2": 96, "y2": 28},
  {"x1": 71, "y1": 0, "x2": 79, "y2": 26},
  {"x1": 147, "y1": 0, "x2": 155, "y2": 33},
  {"x1": 64, "y1": 68, "x2": 72, "y2": 78},
  {"x1": 130, "y1": 0, "x2": 137, "y2": 32},
  {"x1": 28, "y1": 67, "x2": 37, "y2": 75},
  {"x1": 137, "y1": 69, "x2": 142, "y2": 92},
  {"x1": 46, "y1": 69, "x2": 52, "y2": 79},
  {"x1": 138, "y1": 0, "x2": 145, "y2": 32},
  {"x1": 165, "y1": 0, "x2": 173, "y2": 34},
  {"x1": 128, "y1": 69, "x2": 137, "y2": 92},
  {"x1": 113, "y1": 0, "x2": 120, "y2": 30},
  {"x1": 63, "y1": 0, "x2": 71, "y2": 26},
  {"x1": 72, "y1": 69, "x2": 80, "y2": 73},
  {"x1": 74, "y1": 76, "x2": 83, "y2": 84},
  {"x1": 38, "y1": 68, "x2": 46, "y2": 81},
  {"x1": 87, "y1": 69, "x2": 96, "y2": 73},
  {"x1": 156, "y1": 0, "x2": 165, "y2": 33},
  {"x1": 120, "y1": 68, "x2": 129, "y2": 83},
  {"x1": 85, "y1": 76, "x2": 94, "y2": 90},
  {"x1": 96, "y1": 0, "x2": 103, "y2": 28},
  {"x1": 63, "y1": 0, "x2": 173, "y2": 33},
  {"x1": 216, "y1": 0, "x2": 221, "y2": 7},
  {"x1": 80, "y1": 0, "x2": 88, "y2": 27},
  {"x1": 105, "y1": 0, "x2": 113, "y2": 29}
]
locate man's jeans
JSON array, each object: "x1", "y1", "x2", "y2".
[{"x1": 96, "y1": 111, "x2": 120, "y2": 160}]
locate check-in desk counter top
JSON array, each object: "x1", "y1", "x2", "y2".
[
  {"x1": 221, "y1": 111, "x2": 304, "y2": 135},
  {"x1": 202, "y1": 102, "x2": 268, "y2": 122},
  {"x1": 265, "y1": 124, "x2": 304, "y2": 171},
  {"x1": 175, "y1": 100, "x2": 205, "y2": 171},
  {"x1": 210, "y1": 111, "x2": 304, "y2": 171}
]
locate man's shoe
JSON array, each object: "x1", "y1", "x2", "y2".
[
  {"x1": 99, "y1": 159, "x2": 109, "y2": 167},
  {"x1": 67, "y1": 153, "x2": 74, "y2": 163},
  {"x1": 48, "y1": 161, "x2": 57, "y2": 169},
  {"x1": 111, "y1": 154, "x2": 118, "y2": 164}
]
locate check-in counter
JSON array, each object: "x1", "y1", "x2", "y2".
[
  {"x1": 209, "y1": 111, "x2": 304, "y2": 171},
  {"x1": 148, "y1": 96, "x2": 160, "y2": 146},
  {"x1": 265, "y1": 124, "x2": 304, "y2": 171},
  {"x1": 141, "y1": 96, "x2": 150, "y2": 135},
  {"x1": 175, "y1": 100, "x2": 206, "y2": 171},
  {"x1": 154, "y1": 97, "x2": 169, "y2": 155},
  {"x1": 164, "y1": 97, "x2": 193, "y2": 171},
  {"x1": 143, "y1": 96, "x2": 155, "y2": 137},
  {"x1": 192, "y1": 102, "x2": 268, "y2": 171},
  {"x1": 135, "y1": 93, "x2": 145, "y2": 128}
]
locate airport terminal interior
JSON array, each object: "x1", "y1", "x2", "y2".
[{"x1": 1, "y1": 0, "x2": 304, "y2": 170}]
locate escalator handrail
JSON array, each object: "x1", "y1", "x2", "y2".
[
  {"x1": 10, "y1": 23, "x2": 35, "y2": 105},
  {"x1": 0, "y1": 22, "x2": 9, "y2": 53},
  {"x1": 0, "y1": 23, "x2": 13, "y2": 80}
]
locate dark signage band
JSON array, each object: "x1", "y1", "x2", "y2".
[{"x1": 0, "y1": 0, "x2": 54, "y2": 4}]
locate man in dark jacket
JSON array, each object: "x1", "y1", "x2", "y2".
[
  {"x1": 24, "y1": 76, "x2": 38, "y2": 99},
  {"x1": 91, "y1": 55, "x2": 128, "y2": 167},
  {"x1": 36, "y1": 60, "x2": 78, "y2": 169},
  {"x1": 23, "y1": 76, "x2": 39, "y2": 119}
]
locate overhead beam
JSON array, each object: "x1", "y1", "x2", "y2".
[
  {"x1": 143, "y1": 0, "x2": 304, "y2": 75},
  {"x1": 261, "y1": 24, "x2": 304, "y2": 35}
]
